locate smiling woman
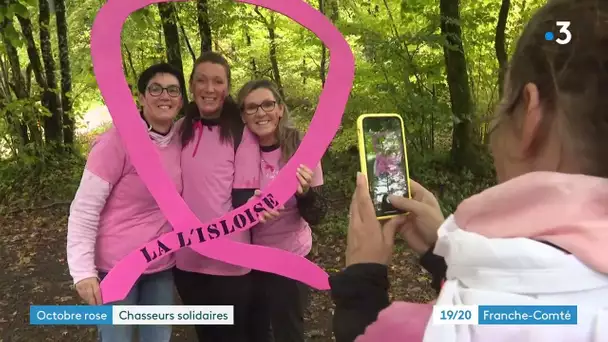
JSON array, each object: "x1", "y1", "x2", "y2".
[
  {"x1": 173, "y1": 51, "x2": 263, "y2": 342},
  {"x1": 66, "y1": 62, "x2": 185, "y2": 342},
  {"x1": 138, "y1": 65, "x2": 187, "y2": 134},
  {"x1": 235, "y1": 79, "x2": 328, "y2": 342}
]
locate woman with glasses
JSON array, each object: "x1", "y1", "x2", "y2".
[
  {"x1": 66, "y1": 63, "x2": 185, "y2": 342},
  {"x1": 234, "y1": 79, "x2": 327, "y2": 342}
]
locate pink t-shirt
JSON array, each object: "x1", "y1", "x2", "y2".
[
  {"x1": 176, "y1": 118, "x2": 260, "y2": 275},
  {"x1": 252, "y1": 147, "x2": 324, "y2": 256},
  {"x1": 85, "y1": 126, "x2": 182, "y2": 274}
]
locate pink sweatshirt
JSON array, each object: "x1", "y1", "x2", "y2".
[
  {"x1": 66, "y1": 122, "x2": 182, "y2": 285},
  {"x1": 252, "y1": 147, "x2": 323, "y2": 256},
  {"x1": 355, "y1": 171, "x2": 608, "y2": 341},
  {"x1": 175, "y1": 118, "x2": 261, "y2": 275}
]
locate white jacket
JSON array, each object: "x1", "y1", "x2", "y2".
[
  {"x1": 423, "y1": 215, "x2": 608, "y2": 341},
  {"x1": 356, "y1": 172, "x2": 608, "y2": 342}
]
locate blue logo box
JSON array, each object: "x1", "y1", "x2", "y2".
[
  {"x1": 478, "y1": 305, "x2": 577, "y2": 325},
  {"x1": 30, "y1": 305, "x2": 113, "y2": 325}
]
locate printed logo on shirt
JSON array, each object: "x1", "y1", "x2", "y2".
[{"x1": 262, "y1": 160, "x2": 279, "y2": 180}]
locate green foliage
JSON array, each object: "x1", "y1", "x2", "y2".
[
  {"x1": 73, "y1": 121, "x2": 112, "y2": 155},
  {"x1": 316, "y1": 147, "x2": 496, "y2": 236},
  {"x1": 407, "y1": 150, "x2": 496, "y2": 214},
  {"x1": 0, "y1": 148, "x2": 85, "y2": 208},
  {"x1": 0, "y1": 0, "x2": 534, "y2": 235}
]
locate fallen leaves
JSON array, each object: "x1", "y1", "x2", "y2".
[{"x1": 0, "y1": 206, "x2": 435, "y2": 342}]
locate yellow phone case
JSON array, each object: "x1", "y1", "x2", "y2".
[{"x1": 356, "y1": 113, "x2": 412, "y2": 220}]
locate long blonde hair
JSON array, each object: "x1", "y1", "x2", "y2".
[{"x1": 237, "y1": 79, "x2": 301, "y2": 164}]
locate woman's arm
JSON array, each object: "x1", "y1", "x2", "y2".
[
  {"x1": 330, "y1": 263, "x2": 391, "y2": 342},
  {"x1": 420, "y1": 243, "x2": 447, "y2": 292},
  {"x1": 296, "y1": 185, "x2": 327, "y2": 226},
  {"x1": 329, "y1": 248, "x2": 446, "y2": 342},
  {"x1": 66, "y1": 170, "x2": 112, "y2": 284},
  {"x1": 67, "y1": 130, "x2": 124, "y2": 285}
]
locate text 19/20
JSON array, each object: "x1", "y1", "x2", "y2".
[{"x1": 440, "y1": 309, "x2": 472, "y2": 320}]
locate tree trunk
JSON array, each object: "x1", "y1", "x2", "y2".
[
  {"x1": 318, "y1": 0, "x2": 326, "y2": 86},
  {"x1": 123, "y1": 44, "x2": 138, "y2": 82},
  {"x1": 12, "y1": 13, "x2": 45, "y2": 145},
  {"x1": 55, "y1": 0, "x2": 74, "y2": 146},
  {"x1": 317, "y1": 0, "x2": 338, "y2": 86},
  {"x1": 158, "y1": 3, "x2": 186, "y2": 107},
  {"x1": 245, "y1": 29, "x2": 258, "y2": 76},
  {"x1": 495, "y1": 0, "x2": 510, "y2": 97},
  {"x1": 255, "y1": 8, "x2": 283, "y2": 97},
  {"x1": 15, "y1": 16, "x2": 46, "y2": 89},
  {"x1": 197, "y1": 0, "x2": 212, "y2": 53},
  {"x1": 327, "y1": 0, "x2": 339, "y2": 21},
  {"x1": 176, "y1": 11, "x2": 196, "y2": 64},
  {"x1": 1, "y1": 47, "x2": 30, "y2": 147},
  {"x1": 268, "y1": 17, "x2": 283, "y2": 98},
  {"x1": 439, "y1": 0, "x2": 476, "y2": 169},
  {"x1": 39, "y1": 0, "x2": 63, "y2": 144},
  {"x1": 0, "y1": 5, "x2": 31, "y2": 148},
  {"x1": 301, "y1": 58, "x2": 306, "y2": 85},
  {"x1": 158, "y1": 3, "x2": 183, "y2": 71}
]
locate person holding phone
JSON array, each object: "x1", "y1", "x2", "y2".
[
  {"x1": 234, "y1": 79, "x2": 327, "y2": 342},
  {"x1": 66, "y1": 63, "x2": 185, "y2": 342},
  {"x1": 331, "y1": 0, "x2": 608, "y2": 340}
]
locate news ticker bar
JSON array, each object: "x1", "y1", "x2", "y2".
[
  {"x1": 30, "y1": 305, "x2": 234, "y2": 325},
  {"x1": 30, "y1": 304, "x2": 577, "y2": 326},
  {"x1": 432, "y1": 305, "x2": 577, "y2": 325}
]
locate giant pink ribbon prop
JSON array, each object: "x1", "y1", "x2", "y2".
[{"x1": 91, "y1": 0, "x2": 355, "y2": 304}]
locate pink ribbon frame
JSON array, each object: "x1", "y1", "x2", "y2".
[{"x1": 90, "y1": 0, "x2": 355, "y2": 304}]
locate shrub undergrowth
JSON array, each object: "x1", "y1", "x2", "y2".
[{"x1": 1, "y1": 120, "x2": 495, "y2": 238}]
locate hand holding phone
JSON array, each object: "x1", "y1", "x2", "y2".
[{"x1": 356, "y1": 113, "x2": 412, "y2": 220}]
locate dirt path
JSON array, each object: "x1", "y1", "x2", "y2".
[{"x1": 0, "y1": 207, "x2": 434, "y2": 342}]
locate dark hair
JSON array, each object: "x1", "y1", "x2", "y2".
[
  {"x1": 137, "y1": 62, "x2": 186, "y2": 98},
  {"x1": 180, "y1": 52, "x2": 243, "y2": 146},
  {"x1": 236, "y1": 79, "x2": 301, "y2": 164},
  {"x1": 498, "y1": 0, "x2": 608, "y2": 177}
]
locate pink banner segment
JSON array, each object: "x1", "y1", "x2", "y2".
[{"x1": 90, "y1": 0, "x2": 355, "y2": 304}]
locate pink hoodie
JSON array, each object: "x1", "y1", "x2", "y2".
[{"x1": 355, "y1": 171, "x2": 608, "y2": 342}]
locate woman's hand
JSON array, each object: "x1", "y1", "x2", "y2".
[
  {"x1": 250, "y1": 189, "x2": 283, "y2": 223},
  {"x1": 345, "y1": 173, "x2": 407, "y2": 267},
  {"x1": 387, "y1": 179, "x2": 445, "y2": 255},
  {"x1": 75, "y1": 277, "x2": 102, "y2": 305},
  {"x1": 296, "y1": 164, "x2": 313, "y2": 196}
]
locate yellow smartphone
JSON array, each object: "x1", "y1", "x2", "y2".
[{"x1": 356, "y1": 113, "x2": 412, "y2": 220}]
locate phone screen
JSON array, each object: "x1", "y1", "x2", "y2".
[{"x1": 361, "y1": 116, "x2": 410, "y2": 217}]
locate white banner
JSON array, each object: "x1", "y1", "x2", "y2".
[{"x1": 112, "y1": 305, "x2": 234, "y2": 325}]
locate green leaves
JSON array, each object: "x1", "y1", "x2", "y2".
[
  {"x1": 13, "y1": 2, "x2": 30, "y2": 18},
  {"x1": 129, "y1": 7, "x2": 155, "y2": 30},
  {"x1": 2, "y1": 22, "x2": 24, "y2": 48},
  {"x1": 19, "y1": 0, "x2": 37, "y2": 7}
]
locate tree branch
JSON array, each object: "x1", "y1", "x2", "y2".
[
  {"x1": 176, "y1": 11, "x2": 196, "y2": 64},
  {"x1": 254, "y1": 6, "x2": 270, "y2": 27}
]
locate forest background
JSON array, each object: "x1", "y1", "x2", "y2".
[{"x1": 0, "y1": 0, "x2": 542, "y2": 340}]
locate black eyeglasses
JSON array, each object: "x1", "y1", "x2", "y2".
[
  {"x1": 243, "y1": 100, "x2": 276, "y2": 115},
  {"x1": 147, "y1": 83, "x2": 181, "y2": 98}
]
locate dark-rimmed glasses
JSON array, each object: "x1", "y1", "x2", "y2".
[
  {"x1": 243, "y1": 100, "x2": 276, "y2": 115},
  {"x1": 147, "y1": 83, "x2": 181, "y2": 98}
]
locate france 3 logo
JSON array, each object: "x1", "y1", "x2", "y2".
[{"x1": 544, "y1": 21, "x2": 571, "y2": 45}]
